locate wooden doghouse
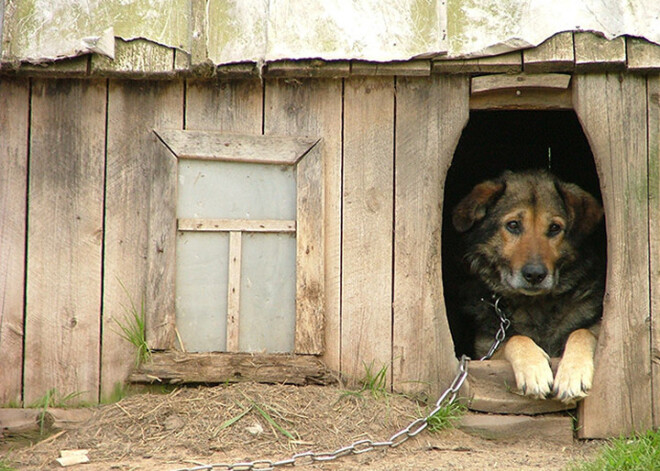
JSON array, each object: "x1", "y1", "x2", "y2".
[{"x1": 1, "y1": 4, "x2": 660, "y2": 440}]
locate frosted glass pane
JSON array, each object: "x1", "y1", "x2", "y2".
[
  {"x1": 239, "y1": 233, "x2": 296, "y2": 353},
  {"x1": 178, "y1": 160, "x2": 296, "y2": 219},
  {"x1": 176, "y1": 232, "x2": 228, "y2": 352}
]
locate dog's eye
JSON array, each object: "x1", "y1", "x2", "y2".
[
  {"x1": 547, "y1": 223, "x2": 563, "y2": 237},
  {"x1": 505, "y1": 220, "x2": 521, "y2": 234}
]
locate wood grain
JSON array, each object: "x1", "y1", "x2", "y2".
[
  {"x1": 648, "y1": 75, "x2": 660, "y2": 429},
  {"x1": 129, "y1": 352, "x2": 335, "y2": 385},
  {"x1": 226, "y1": 232, "x2": 242, "y2": 352},
  {"x1": 295, "y1": 143, "x2": 325, "y2": 353},
  {"x1": 0, "y1": 79, "x2": 29, "y2": 405},
  {"x1": 341, "y1": 76, "x2": 395, "y2": 385},
  {"x1": 523, "y1": 32, "x2": 574, "y2": 73},
  {"x1": 155, "y1": 129, "x2": 318, "y2": 164},
  {"x1": 627, "y1": 38, "x2": 660, "y2": 71},
  {"x1": 103, "y1": 80, "x2": 183, "y2": 398},
  {"x1": 263, "y1": 79, "x2": 343, "y2": 366},
  {"x1": 574, "y1": 33, "x2": 626, "y2": 71},
  {"x1": 185, "y1": 79, "x2": 263, "y2": 133},
  {"x1": 573, "y1": 73, "x2": 652, "y2": 438},
  {"x1": 178, "y1": 219, "x2": 296, "y2": 232},
  {"x1": 393, "y1": 75, "x2": 468, "y2": 399},
  {"x1": 471, "y1": 73, "x2": 571, "y2": 94},
  {"x1": 25, "y1": 79, "x2": 106, "y2": 405}
]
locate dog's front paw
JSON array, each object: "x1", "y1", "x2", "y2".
[
  {"x1": 553, "y1": 355, "x2": 594, "y2": 403},
  {"x1": 505, "y1": 337, "x2": 554, "y2": 399}
]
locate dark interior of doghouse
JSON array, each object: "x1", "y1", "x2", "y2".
[{"x1": 442, "y1": 110, "x2": 606, "y2": 357}]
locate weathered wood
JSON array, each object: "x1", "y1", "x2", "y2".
[
  {"x1": 466, "y1": 360, "x2": 575, "y2": 415},
  {"x1": 342, "y1": 77, "x2": 395, "y2": 384},
  {"x1": 648, "y1": 76, "x2": 660, "y2": 429},
  {"x1": 351, "y1": 60, "x2": 430, "y2": 76},
  {"x1": 129, "y1": 352, "x2": 335, "y2": 385},
  {"x1": 523, "y1": 32, "x2": 575, "y2": 73},
  {"x1": 470, "y1": 88, "x2": 573, "y2": 110},
  {"x1": 295, "y1": 143, "x2": 325, "y2": 354},
  {"x1": 433, "y1": 52, "x2": 522, "y2": 74},
  {"x1": 91, "y1": 39, "x2": 175, "y2": 76},
  {"x1": 155, "y1": 129, "x2": 319, "y2": 165},
  {"x1": 178, "y1": 218, "x2": 296, "y2": 233},
  {"x1": 627, "y1": 37, "x2": 660, "y2": 71},
  {"x1": 103, "y1": 80, "x2": 183, "y2": 399},
  {"x1": 263, "y1": 79, "x2": 343, "y2": 367},
  {"x1": 471, "y1": 73, "x2": 571, "y2": 94},
  {"x1": 185, "y1": 80, "x2": 263, "y2": 133},
  {"x1": 0, "y1": 79, "x2": 29, "y2": 406},
  {"x1": 459, "y1": 413, "x2": 574, "y2": 444},
  {"x1": 25, "y1": 79, "x2": 106, "y2": 405},
  {"x1": 147, "y1": 143, "x2": 178, "y2": 350},
  {"x1": 392, "y1": 75, "x2": 468, "y2": 399},
  {"x1": 573, "y1": 73, "x2": 652, "y2": 438},
  {"x1": 226, "y1": 232, "x2": 242, "y2": 352},
  {"x1": 18, "y1": 56, "x2": 89, "y2": 77},
  {"x1": 266, "y1": 60, "x2": 351, "y2": 78},
  {"x1": 574, "y1": 33, "x2": 626, "y2": 71},
  {"x1": 0, "y1": 408, "x2": 92, "y2": 434}
]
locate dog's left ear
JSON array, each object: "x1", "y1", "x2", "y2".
[{"x1": 556, "y1": 182, "x2": 603, "y2": 238}]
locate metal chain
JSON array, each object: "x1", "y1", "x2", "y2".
[{"x1": 172, "y1": 298, "x2": 509, "y2": 471}]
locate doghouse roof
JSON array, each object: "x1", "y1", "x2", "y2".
[{"x1": 2, "y1": 0, "x2": 660, "y2": 76}]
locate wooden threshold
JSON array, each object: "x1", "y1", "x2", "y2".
[
  {"x1": 129, "y1": 352, "x2": 336, "y2": 386},
  {"x1": 465, "y1": 359, "x2": 576, "y2": 415}
]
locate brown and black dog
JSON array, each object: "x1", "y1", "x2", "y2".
[{"x1": 452, "y1": 170, "x2": 604, "y2": 403}]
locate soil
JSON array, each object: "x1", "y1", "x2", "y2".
[{"x1": 3, "y1": 383, "x2": 601, "y2": 470}]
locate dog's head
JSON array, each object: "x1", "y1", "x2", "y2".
[{"x1": 452, "y1": 170, "x2": 603, "y2": 296}]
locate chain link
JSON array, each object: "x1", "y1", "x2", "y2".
[{"x1": 172, "y1": 299, "x2": 508, "y2": 471}]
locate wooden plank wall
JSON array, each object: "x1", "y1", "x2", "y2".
[
  {"x1": 573, "y1": 74, "x2": 653, "y2": 437},
  {"x1": 0, "y1": 72, "x2": 658, "y2": 439}
]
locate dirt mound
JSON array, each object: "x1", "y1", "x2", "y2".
[{"x1": 5, "y1": 383, "x2": 598, "y2": 470}]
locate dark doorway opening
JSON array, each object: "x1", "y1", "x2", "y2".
[{"x1": 442, "y1": 110, "x2": 605, "y2": 357}]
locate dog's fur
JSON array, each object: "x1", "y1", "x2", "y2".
[{"x1": 452, "y1": 170, "x2": 604, "y2": 402}]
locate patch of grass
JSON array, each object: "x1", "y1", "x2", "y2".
[
  {"x1": 566, "y1": 429, "x2": 660, "y2": 471},
  {"x1": 0, "y1": 459, "x2": 17, "y2": 471},
  {"x1": 112, "y1": 280, "x2": 151, "y2": 367},
  {"x1": 427, "y1": 401, "x2": 465, "y2": 432},
  {"x1": 343, "y1": 361, "x2": 390, "y2": 400},
  {"x1": 29, "y1": 388, "x2": 87, "y2": 435}
]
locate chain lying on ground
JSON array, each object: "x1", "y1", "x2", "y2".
[{"x1": 173, "y1": 297, "x2": 509, "y2": 471}]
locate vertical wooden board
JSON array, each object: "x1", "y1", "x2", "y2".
[
  {"x1": 341, "y1": 77, "x2": 394, "y2": 383},
  {"x1": 573, "y1": 74, "x2": 652, "y2": 438},
  {"x1": 263, "y1": 79, "x2": 343, "y2": 367},
  {"x1": 649, "y1": 75, "x2": 660, "y2": 429},
  {"x1": 0, "y1": 79, "x2": 29, "y2": 405},
  {"x1": 295, "y1": 143, "x2": 324, "y2": 354},
  {"x1": 226, "y1": 231, "x2": 242, "y2": 352},
  {"x1": 393, "y1": 75, "x2": 469, "y2": 399},
  {"x1": 147, "y1": 143, "x2": 178, "y2": 350},
  {"x1": 102, "y1": 80, "x2": 183, "y2": 398},
  {"x1": 25, "y1": 79, "x2": 106, "y2": 405},
  {"x1": 185, "y1": 79, "x2": 263, "y2": 132}
]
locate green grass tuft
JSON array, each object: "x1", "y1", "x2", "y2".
[
  {"x1": 426, "y1": 401, "x2": 465, "y2": 433},
  {"x1": 566, "y1": 429, "x2": 660, "y2": 471},
  {"x1": 112, "y1": 280, "x2": 151, "y2": 367}
]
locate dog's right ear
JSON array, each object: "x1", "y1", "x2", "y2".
[{"x1": 452, "y1": 180, "x2": 505, "y2": 232}]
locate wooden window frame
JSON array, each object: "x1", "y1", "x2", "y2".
[{"x1": 135, "y1": 129, "x2": 329, "y2": 385}]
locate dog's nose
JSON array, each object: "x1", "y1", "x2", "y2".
[{"x1": 521, "y1": 263, "x2": 548, "y2": 285}]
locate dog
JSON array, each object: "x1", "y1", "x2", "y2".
[{"x1": 452, "y1": 170, "x2": 604, "y2": 403}]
